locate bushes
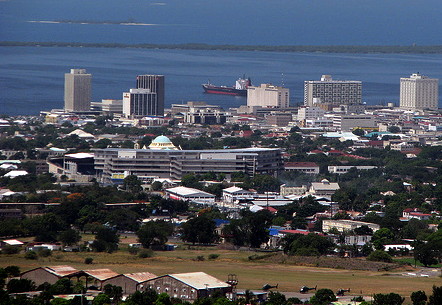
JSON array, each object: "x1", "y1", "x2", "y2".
[
  {"x1": 84, "y1": 257, "x2": 94, "y2": 264},
  {"x1": 24, "y1": 251, "x2": 38, "y2": 260},
  {"x1": 367, "y1": 250, "x2": 393, "y2": 263},
  {"x1": 138, "y1": 249, "x2": 154, "y2": 258},
  {"x1": 248, "y1": 253, "x2": 276, "y2": 261},
  {"x1": 1, "y1": 246, "x2": 20, "y2": 254},
  {"x1": 208, "y1": 254, "x2": 220, "y2": 260},
  {"x1": 38, "y1": 249, "x2": 52, "y2": 257}
]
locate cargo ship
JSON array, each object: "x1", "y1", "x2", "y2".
[{"x1": 202, "y1": 76, "x2": 251, "y2": 96}]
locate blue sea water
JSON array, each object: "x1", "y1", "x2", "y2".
[
  {"x1": 2, "y1": 47, "x2": 442, "y2": 116},
  {"x1": 2, "y1": 0, "x2": 442, "y2": 46},
  {"x1": 2, "y1": 0, "x2": 442, "y2": 115}
]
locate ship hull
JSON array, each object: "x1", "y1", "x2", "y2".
[{"x1": 202, "y1": 84, "x2": 247, "y2": 96}]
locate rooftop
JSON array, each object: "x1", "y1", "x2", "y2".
[{"x1": 169, "y1": 272, "x2": 230, "y2": 289}]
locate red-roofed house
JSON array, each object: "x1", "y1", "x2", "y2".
[
  {"x1": 279, "y1": 229, "x2": 324, "y2": 236},
  {"x1": 239, "y1": 130, "x2": 254, "y2": 138},
  {"x1": 403, "y1": 208, "x2": 431, "y2": 221},
  {"x1": 307, "y1": 149, "x2": 324, "y2": 155},
  {"x1": 326, "y1": 150, "x2": 344, "y2": 156}
]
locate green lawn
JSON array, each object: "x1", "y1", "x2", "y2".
[{"x1": 394, "y1": 257, "x2": 442, "y2": 268}]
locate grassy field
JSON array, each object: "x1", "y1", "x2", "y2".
[
  {"x1": 1, "y1": 247, "x2": 440, "y2": 300},
  {"x1": 1, "y1": 234, "x2": 440, "y2": 304},
  {"x1": 394, "y1": 257, "x2": 442, "y2": 268}
]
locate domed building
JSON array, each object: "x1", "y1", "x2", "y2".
[{"x1": 148, "y1": 135, "x2": 180, "y2": 150}]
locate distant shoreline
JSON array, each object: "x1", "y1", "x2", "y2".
[{"x1": 3, "y1": 41, "x2": 442, "y2": 54}]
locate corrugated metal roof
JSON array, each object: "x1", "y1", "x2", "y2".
[
  {"x1": 45, "y1": 266, "x2": 79, "y2": 277},
  {"x1": 2, "y1": 239, "x2": 24, "y2": 246},
  {"x1": 83, "y1": 269, "x2": 120, "y2": 281},
  {"x1": 125, "y1": 272, "x2": 157, "y2": 283},
  {"x1": 166, "y1": 186, "x2": 215, "y2": 198},
  {"x1": 169, "y1": 272, "x2": 230, "y2": 290}
]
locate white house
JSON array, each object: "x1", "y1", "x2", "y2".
[
  {"x1": 166, "y1": 186, "x2": 215, "y2": 204},
  {"x1": 222, "y1": 186, "x2": 253, "y2": 205}
]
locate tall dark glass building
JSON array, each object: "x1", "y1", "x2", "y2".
[{"x1": 136, "y1": 75, "x2": 165, "y2": 116}]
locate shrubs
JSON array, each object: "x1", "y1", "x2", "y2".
[
  {"x1": 24, "y1": 251, "x2": 38, "y2": 260},
  {"x1": 138, "y1": 249, "x2": 154, "y2": 258},
  {"x1": 208, "y1": 254, "x2": 220, "y2": 260},
  {"x1": 367, "y1": 250, "x2": 393, "y2": 263},
  {"x1": 84, "y1": 257, "x2": 94, "y2": 264},
  {"x1": 38, "y1": 249, "x2": 52, "y2": 257},
  {"x1": 1, "y1": 246, "x2": 20, "y2": 255},
  {"x1": 196, "y1": 255, "x2": 205, "y2": 261},
  {"x1": 248, "y1": 253, "x2": 275, "y2": 261}
]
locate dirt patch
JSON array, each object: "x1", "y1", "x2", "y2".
[{"x1": 262, "y1": 253, "x2": 402, "y2": 271}]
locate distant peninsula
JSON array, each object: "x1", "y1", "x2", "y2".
[{"x1": 3, "y1": 41, "x2": 442, "y2": 54}]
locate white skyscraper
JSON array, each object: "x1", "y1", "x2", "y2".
[
  {"x1": 400, "y1": 73, "x2": 439, "y2": 110},
  {"x1": 247, "y1": 84, "x2": 289, "y2": 108},
  {"x1": 64, "y1": 69, "x2": 92, "y2": 112},
  {"x1": 304, "y1": 75, "x2": 362, "y2": 107},
  {"x1": 122, "y1": 88, "x2": 162, "y2": 117}
]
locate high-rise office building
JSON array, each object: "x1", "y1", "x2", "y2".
[
  {"x1": 123, "y1": 89, "x2": 162, "y2": 117},
  {"x1": 400, "y1": 73, "x2": 439, "y2": 110},
  {"x1": 304, "y1": 75, "x2": 362, "y2": 107},
  {"x1": 64, "y1": 69, "x2": 92, "y2": 112},
  {"x1": 247, "y1": 84, "x2": 289, "y2": 108},
  {"x1": 136, "y1": 75, "x2": 164, "y2": 116}
]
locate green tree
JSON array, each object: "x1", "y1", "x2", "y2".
[
  {"x1": 58, "y1": 229, "x2": 81, "y2": 246},
  {"x1": 181, "y1": 215, "x2": 218, "y2": 245},
  {"x1": 372, "y1": 293, "x2": 404, "y2": 305},
  {"x1": 428, "y1": 285, "x2": 442, "y2": 305},
  {"x1": 137, "y1": 221, "x2": 173, "y2": 249},
  {"x1": 410, "y1": 290, "x2": 427, "y2": 305},
  {"x1": 103, "y1": 284, "x2": 123, "y2": 302},
  {"x1": 123, "y1": 175, "x2": 143, "y2": 193},
  {"x1": 4, "y1": 266, "x2": 20, "y2": 277},
  {"x1": 125, "y1": 288, "x2": 158, "y2": 305},
  {"x1": 92, "y1": 294, "x2": 111, "y2": 305},
  {"x1": 155, "y1": 293, "x2": 173, "y2": 305},
  {"x1": 49, "y1": 278, "x2": 73, "y2": 295},
  {"x1": 414, "y1": 242, "x2": 438, "y2": 267},
  {"x1": 223, "y1": 210, "x2": 273, "y2": 248},
  {"x1": 388, "y1": 126, "x2": 401, "y2": 133},
  {"x1": 288, "y1": 233, "x2": 335, "y2": 256},
  {"x1": 310, "y1": 288, "x2": 337, "y2": 305},
  {"x1": 151, "y1": 181, "x2": 163, "y2": 191},
  {"x1": 7, "y1": 279, "x2": 36, "y2": 293},
  {"x1": 371, "y1": 228, "x2": 395, "y2": 250},
  {"x1": 266, "y1": 291, "x2": 286, "y2": 305},
  {"x1": 25, "y1": 213, "x2": 67, "y2": 242},
  {"x1": 352, "y1": 128, "x2": 365, "y2": 136},
  {"x1": 251, "y1": 175, "x2": 280, "y2": 193},
  {"x1": 181, "y1": 174, "x2": 203, "y2": 189},
  {"x1": 92, "y1": 227, "x2": 119, "y2": 253},
  {"x1": 51, "y1": 298, "x2": 71, "y2": 305},
  {"x1": 367, "y1": 250, "x2": 393, "y2": 263}
]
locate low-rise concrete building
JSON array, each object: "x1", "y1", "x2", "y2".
[
  {"x1": 279, "y1": 184, "x2": 308, "y2": 196},
  {"x1": 309, "y1": 179, "x2": 340, "y2": 197},
  {"x1": 21, "y1": 266, "x2": 79, "y2": 286},
  {"x1": 327, "y1": 165, "x2": 378, "y2": 174},
  {"x1": 322, "y1": 219, "x2": 380, "y2": 233},
  {"x1": 166, "y1": 186, "x2": 216, "y2": 204},
  {"x1": 284, "y1": 162, "x2": 319, "y2": 175},
  {"x1": 222, "y1": 186, "x2": 254, "y2": 204},
  {"x1": 141, "y1": 272, "x2": 232, "y2": 302},
  {"x1": 103, "y1": 272, "x2": 157, "y2": 295}
]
